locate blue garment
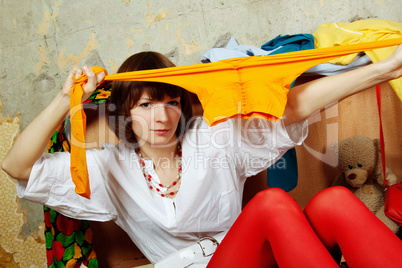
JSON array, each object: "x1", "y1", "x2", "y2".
[
  {"x1": 261, "y1": 34, "x2": 315, "y2": 54},
  {"x1": 262, "y1": 34, "x2": 315, "y2": 192},
  {"x1": 267, "y1": 148, "x2": 299, "y2": 191}
]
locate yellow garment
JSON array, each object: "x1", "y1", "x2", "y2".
[
  {"x1": 105, "y1": 38, "x2": 402, "y2": 125},
  {"x1": 314, "y1": 19, "x2": 402, "y2": 101},
  {"x1": 70, "y1": 67, "x2": 108, "y2": 198},
  {"x1": 71, "y1": 38, "x2": 402, "y2": 198}
]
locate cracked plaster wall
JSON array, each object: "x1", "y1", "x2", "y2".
[
  {"x1": 0, "y1": 0, "x2": 401, "y2": 267},
  {"x1": 2, "y1": 0, "x2": 402, "y2": 129}
]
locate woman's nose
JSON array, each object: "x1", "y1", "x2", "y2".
[{"x1": 154, "y1": 105, "x2": 168, "y2": 122}]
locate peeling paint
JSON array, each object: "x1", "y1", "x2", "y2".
[
  {"x1": 0, "y1": 111, "x2": 46, "y2": 267},
  {"x1": 35, "y1": 47, "x2": 47, "y2": 75},
  {"x1": 122, "y1": 0, "x2": 130, "y2": 2},
  {"x1": 0, "y1": 246, "x2": 18, "y2": 268},
  {"x1": 175, "y1": 22, "x2": 199, "y2": 56},
  {"x1": 183, "y1": 40, "x2": 199, "y2": 56},
  {"x1": 146, "y1": 10, "x2": 170, "y2": 28},
  {"x1": 125, "y1": 37, "x2": 135, "y2": 51},
  {"x1": 38, "y1": 2, "x2": 60, "y2": 35},
  {"x1": 109, "y1": 58, "x2": 118, "y2": 74},
  {"x1": 38, "y1": 11, "x2": 52, "y2": 34},
  {"x1": 130, "y1": 28, "x2": 143, "y2": 35},
  {"x1": 57, "y1": 31, "x2": 99, "y2": 71},
  {"x1": 12, "y1": 18, "x2": 17, "y2": 28}
]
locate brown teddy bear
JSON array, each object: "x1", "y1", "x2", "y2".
[{"x1": 331, "y1": 135, "x2": 399, "y2": 233}]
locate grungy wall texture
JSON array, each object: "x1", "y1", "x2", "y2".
[
  {"x1": 1, "y1": 0, "x2": 402, "y2": 267},
  {"x1": 2, "y1": 0, "x2": 402, "y2": 129}
]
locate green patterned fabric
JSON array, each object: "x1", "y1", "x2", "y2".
[{"x1": 45, "y1": 82, "x2": 112, "y2": 267}]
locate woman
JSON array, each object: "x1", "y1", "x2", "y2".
[{"x1": 3, "y1": 47, "x2": 402, "y2": 267}]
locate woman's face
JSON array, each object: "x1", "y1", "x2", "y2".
[{"x1": 130, "y1": 92, "x2": 182, "y2": 148}]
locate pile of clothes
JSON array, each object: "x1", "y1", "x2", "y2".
[{"x1": 200, "y1": 19, "x2": 402, "y2": 191}]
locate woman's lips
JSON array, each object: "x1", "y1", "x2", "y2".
[{"x1": 153, "y1": 129, "x2": 169, "y2": 135}]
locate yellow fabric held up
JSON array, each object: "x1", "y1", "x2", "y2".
[
  {"x1": 104, "y1": 38, "x2": 402, "y2": 125},
  {"x1": 314, "y1": 19, "x2": 402, "y2": 101},
  {"x1": 71, "y1": 38, "x2": 402, "y2": 198},
  {"x1": 70, "y1": 66, "x2": 108, "y2": 199}
]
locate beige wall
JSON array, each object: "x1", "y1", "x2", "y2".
[{"x1": 1, "y1": 0, "x2": 402, "y2": 267}]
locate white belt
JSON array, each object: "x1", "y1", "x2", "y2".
[{"x1": 154, "y1": 232, "x2": 226, "y2": 268}]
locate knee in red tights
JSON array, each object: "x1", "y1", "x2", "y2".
[
  {"x1": 245, "y1": 188, "x2": 301, "y2": 221},
  {"x1": 305, "y1": 186, "x2": 357, "y2": 222},
  {"x1": 210, "y1": 188, "x2": 326, "y2": 268},
  {"x1": 303, "y1": 186, "x2": 356, "y2": 258},
  {"x1": 304, "y1": 186, "x2": 402, "y2": 268}
]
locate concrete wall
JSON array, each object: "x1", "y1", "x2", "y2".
[{"x1": 1, "y1": 0, "x2": 401, "y2": 267}]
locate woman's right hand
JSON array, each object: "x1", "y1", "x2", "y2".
[
  {"x1": 61, "y1": 65, "x2": 106, "y2": 102},
  {"x1": 1, "y1": 65, "x2": 106, "y2": 180}
]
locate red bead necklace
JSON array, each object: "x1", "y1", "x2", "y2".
[{"x1": 136, "y1": 143, "x2": 182, "y2": 198}]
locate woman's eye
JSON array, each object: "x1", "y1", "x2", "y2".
[
  {"x1": 139, "y1": 103, "x2": 151, "y2": 108},
  {"x1": 167, "y1": 101, "x2": 179, "y2": 106}
]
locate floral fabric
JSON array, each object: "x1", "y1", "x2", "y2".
[{"x1": 45, "y1": 83, "x2": 112, "y2": 267}]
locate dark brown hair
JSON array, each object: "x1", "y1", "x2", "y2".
[{"x1": 108, "y1": 51, "x2": 193, "y2": 144}]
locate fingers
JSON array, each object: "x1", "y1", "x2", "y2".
[
  {"x1": 82, "y1": 66, "x2": 107, "y2": 101},
  {"x1": 82, "y1": 65, "x2": 96, "y2": 91},
  {"x1": 83, "y1": 65, "x2": 105, "y2": 91},
  {"x1": 62, "y1": 65, "x2": 106, "y2": 101},
  {"x1": 84, "y1": 65, "x2": 107, "y2": 88},
  {"x1": 61, "y1": 66, "x2": 83, "y2": 95},
  {"x1": 96, "y1": 71, "x2": 107, "y2": 86},
  {"x1": 74, "y1": 66, "x2": 84, "y2": 79}
]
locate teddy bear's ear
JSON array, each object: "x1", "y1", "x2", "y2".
[
  {"x1": 331, "y1": 141, "x2": 339, "y2": 156},
  {"x1": 373, "y1": 138, "x2": 381, "y2": 153}
]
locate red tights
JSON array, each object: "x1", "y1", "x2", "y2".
[{"x1": 208, "y1": 186, "x2": 402, "y2": 268}]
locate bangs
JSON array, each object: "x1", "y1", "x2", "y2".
[{"x1": 137, "y1": 82, "x2": 183, "y2": 102}]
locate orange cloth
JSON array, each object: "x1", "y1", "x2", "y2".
[
  {"x1": 70, "y1": 67, "x2": 108, "y2": 199},
  {"x1": 71, "y1": 38, "x2": 402, "y2": 198},
  {"x1": 104, "y1": 38, "x2": 402, "y2": 126}
]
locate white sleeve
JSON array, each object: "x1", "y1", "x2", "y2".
[
  {"x1": 17, "y1": 150, "x2": 118, "y2": 222},
  {"x1": 236, "y1": 118, "x2": 308, "y2": 177}
]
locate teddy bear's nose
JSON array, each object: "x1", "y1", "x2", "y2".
[{"x1": 348, "y1": 174, "x2": 356, "y2": 180}]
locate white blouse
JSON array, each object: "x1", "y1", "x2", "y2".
[{"x1": 17, "y1": 117, "x2": 307, "y2": 265}]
